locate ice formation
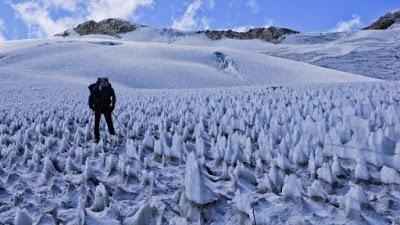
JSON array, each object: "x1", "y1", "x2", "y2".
[
  {"x1": 281, "y1": 174, "x2": 303, "y2": 201},
  {"x1": 184, "y1": 152, "x2": 219, "y2": 205},
  {"x1": 0, "y1": 29, "x2": 399, "y2": 224},
  {"x1": 380, "y1": 166, "x2": 400, "y2": 185}
]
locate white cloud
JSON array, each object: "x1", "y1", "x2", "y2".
[
  {"x1": 87, "y1": 0, "x2": 154, "y2": 21},
  {"x1": 0, "y1": 19, "x2": 6, "y2": 40},
  {"x1": 172, "y1": 0, "x2": 203, "y2": 31},
  {"x1": 44, "y1": 0, "x2": 78, "y2": 12},
  {"x1": 246, "y1": 0, "x2": 259, "y2": 13},
  {"x1": 11, "y1": 1, "x2": 79, "y2": 38},
  {"x1": 207, "y1": 0, "x2": 215, "y2": 10},
  {"x1": 331, "y1": 15, "x2": 362, "y2": 32},
  {"x1": 171, "y1": 0, "x2": 215, "y2": 31},
  {"x1": 10, "y1": 0, "x2": 154, "y2": 38}
]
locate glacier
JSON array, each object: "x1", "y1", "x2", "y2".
[{"x1": 0, "y1": 22, "x2": 400, "y2": 225}]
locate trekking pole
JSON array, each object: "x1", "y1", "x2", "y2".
[
  {"x1": 251, "y1": 203, "x2": 257, "y2": 225},
  {"x1": 112, "y1": 112, "x2": 129, "y2": 138}
]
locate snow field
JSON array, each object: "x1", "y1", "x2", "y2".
[
  {"x1": 261, "y1": 29, "x2": 400, "y2": 81},
  {"x1": 1, "y1": 80, "x2": 400, "y2": 224},
  {"x1": 117, "y1": 26, "x2": 400, "y2": 81},
  {"x1": 0, "y1": 37, "x2": 377, "y2": 90}
]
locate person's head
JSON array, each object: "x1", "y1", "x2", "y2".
[{"x1": 100, "y1": 77, "x2": 109, "y2": 87}]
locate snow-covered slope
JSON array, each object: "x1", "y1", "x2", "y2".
[
  {"x1": 114, "y1": 26, "x2": 400, "y2": 81},
  {"x1": 260, "y1": 29, "x2": 400, "y2": 80},
  {"x1": 0, "y1": 35, "x2": 377, "y2": 89},
  {"x1": 31, "y1": 15, "x2": 399, "y2": 82},
  {"x1": 152, "y1": 28, "x2": 400, "y2": 81}
]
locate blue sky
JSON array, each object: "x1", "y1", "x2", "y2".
[{"x1": 0, "y1": 0, "x2": 399, "y2": 40}]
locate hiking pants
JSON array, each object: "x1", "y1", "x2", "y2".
[{"x1": 94, "y1": 111, "x2": 115, "y2": 141}]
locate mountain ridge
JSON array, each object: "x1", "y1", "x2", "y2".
[
  {"x1": 55, "y1": 9, "x2": 400, "y2": 43},
  {"x1": 363, "y1": 9, "x2": 400, "y2": 30},
  {"x1": 56, "y1": 18, "x2": 299, "y2": 43}
]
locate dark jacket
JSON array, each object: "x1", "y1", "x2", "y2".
[{"x1": 88, "y1": 82, "x2": 116, "y2": 112}]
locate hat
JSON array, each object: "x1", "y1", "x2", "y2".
[{"x1": 101, "y1": 77, "x2": 109, "y2": 82}]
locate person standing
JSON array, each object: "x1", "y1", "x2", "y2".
[{"x1": 88, "y1": 77, "x2": 116, "y2": 143}]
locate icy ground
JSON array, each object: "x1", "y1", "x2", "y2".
[
  {"x1": 1, "y1": 72, "x2": 400, "y2": 224},
  {"x1": 0, "y1": 26, "x2": 399, "y2": 225}
]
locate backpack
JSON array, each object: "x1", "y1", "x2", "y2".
[{"x1": 88, "y1": 82, "x2": 98, "y2": 110}]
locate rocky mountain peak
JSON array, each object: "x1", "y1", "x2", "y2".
[
  {"x1": 363, "y1": 10, "x2": 400, "y2": 30},
  {"x1": 56, "y1": 18, "x2": 299, "y2": 43},
  {"x1": 56, "y1": 18, "x2": 143, "y2": 37},
  {"x1": 198, "y1": 26, "x2": 299, "y2": 43}
]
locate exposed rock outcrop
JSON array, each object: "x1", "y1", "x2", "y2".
[
  {"x1": 363, "y1": 10, "x2": 400, "y2": 30},
  {"x1": 56, "y1": 18, "x2": 143, "y2": 37},
  {"x1": 56, "y1": 18, "x2": 299, "y2": 43},
  {"x1": 198, "y1": 26, "x2": 299, "y2": 43}
]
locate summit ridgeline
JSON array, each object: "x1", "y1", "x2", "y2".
[{"x1": 56, "y1": 18, "x2": 299, "y2": 43}]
